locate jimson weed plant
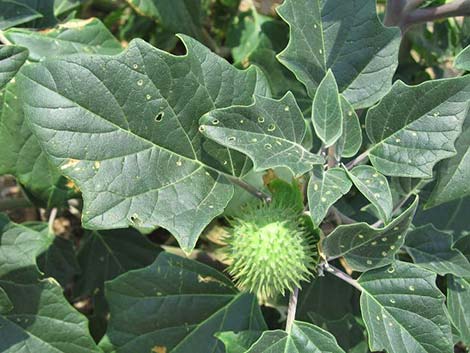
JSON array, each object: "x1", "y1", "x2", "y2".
[{"x1": 0, "y1": 0, "x2": 470, "y2": 352}]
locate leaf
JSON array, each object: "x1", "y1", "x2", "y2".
[
  {"x1": 346, "y1": 166, "x2": 393, "y2": 223},
  {"x1": 308, "y1": 166, "x2": 352, "y2": 227},
  {"x1": 125, "y1": 0, "x2": 204, "y2": 41},
  {"x1": 244, "y1": 321, "x2": 345, "y2": 353},
  {"x1": 366, "y1": 76, "x2": 470, "y2": 178},
  {"x1": 99, "y1": 252, "x2": 267, "y2": 353},
  {"x1": 404, "y1": 225, "x2": 470, "y2": 277},
  {"x1": 359, "y1": 261, "x2": 453, "y2": 353},
  {"x1": 0, "y1": 279, "x2": 100, "y2": 352},
  {"x1": 0, "y1": 78, "x2": 73, "y2": 207},
  {"x1": 0, "y1": 214, "x2": 52, "y2": 283},
  {"x1": 276, "y1": 0, "x2": 401, "y2": 108},
  {"x1": 0, "y1": 45, "x2": 28, "y2": 90},
  {"x1": 74, "y1": 228, "x2": 161, "y2": 298},
  {"x1": 455, "y1": 44, "x2": 470, "y2": 71},
  {"x1": 216, "y1": 331, "x2": 263, "y2": 353},
  {"x1": 337, "y1": 95, "x2": 362, "y2": 158},
  {"x1": 426, "y1": 114, "x2": 470, "y2": 208},
  {"x1": 312, "y1": 69, "x2": 342, "y2": 146},
  {"x1": 0, "y1": 286, "x2": 12, "y2": 313},
  {"x1": 200, "y1": 93, "x2": 323, "y2": 176},
  {"x1": 4, "y1": 18, "x2": 123, "y2": 62},
  {"x1": 19, "y1": 35, "x2": 269, "y2": 253},
  {"x1": 322, "y1": 197, "x2": 418, "y2": 271},
  {"x1": 54, "y1": 0, "x2": 82, "y2": 16},
  {"x1": 447, "y1": 276, "x2": 470, "y2": 345},
  {"x1": 0, "y1": 0, "x2": 57, "y2": 30}
]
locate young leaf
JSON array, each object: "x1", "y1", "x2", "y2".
[
  {"x1": 366, "y1": 77, "x2": 470, "y2": 178},
  {"x1": 200, "y1": 92, "x2": 324, "y2": 176},
  {"x1": 0, "y1": 0, "x2": 57, "y2": 30},
  {"x1": 99, "y1": 252, "x2": 266, "y2": 353},
  {"x1": 312, "y1": 70, "x2": 342, "y2": 147},
  {"x1": 0, "y1": 45, "x2": 28, "y2": 90},
  {"x1": 308, "y1": 166, "x2": 352, "y2": 227},
  {"x1": 346, "y1": 166, "x2": 393, "y2": 223},
  {"x1": 455, "y1": 44, "x2": 470, "y2": 71},
  {"x1": 404, "y1": 225, "x2": 470, "y2": 277},
  {"x1": 359, "y1": 262, "x2": 453, "y2": 353},
  {"x1": 336, "y1": 95, "x2": 362, "y2": 158},
  {"x1": 4, "y1": 18, "x2": 123, "y2": 62},
  {"x1": 447, "y1": 276, "x2": 470, "y2": 345},
  {"x1": 322, "y1": 197, "x2": 418, "y2": 271},
  {"x1": 74, "y1": 228, "x2": 161, "y2": 298},
  {"x1": 243, "y1": 321, "x2": 345, "y2": 353},
  {"x1": 18, "y1": 35, "x2": 269, "y2": 253},
  {"x1": 426, "y1": 115, "x2": 470, "y2": 208},
  {"x1": 276, "y1": 0, "x2": 401, "y2": 108},
  {"x1": 0, "y1": 280, "x2": 101, "y2": 353}
]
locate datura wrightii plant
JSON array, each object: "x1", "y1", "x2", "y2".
[{"x1": 0, "y1": 0, "x2": 470, "y2": 352}]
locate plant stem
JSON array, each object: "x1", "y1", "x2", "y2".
[
  {"x1": 48, "y1": 208, "x2": 58, "y2": 234},
  {"x1": 0, "y1": 31, "x2": 12, "y2": 45},
  {"x1": 285, "y1": 287, "x2": 299, "y2": 333},
  {"x1": 327, "y1": 145, "x2": 337, "y2": 169},
  {"x1": 330, "y1": 206, "x2": 357, "y2": 225},
  {"x1": 322, "y1": 263, "x2": 363, "y2": 291},
  {"x1": 226, "y1": 176, "x2": 272, "y2": 203},
  {"x1": 404, "y1": 0, "x2": 470, "y2": 28},
  {"x1": 345, "y1": 149, "x2": 369, "y2": 170},
  {"x1": 0, "y1": 197, "x2": 32, "y2": 211}
]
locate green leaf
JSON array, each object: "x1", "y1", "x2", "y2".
[
  {"x1": 346, "y1": 166, "x2": 393, "y2": 223},
  {"x1": 200, "y1": 93, "x2": 323, "y2": 176},
  {"x1": 267, "y1": 178, "x2": 304, "y2": 213},
  {"x1": 322, "y1": 197, "x2": 418, "y2": 271},
  {"x1": 0, "y1": 214, "x2": 52, "y2": 283},
  {"x1": 0, "y1": 286, "x2": 12, "y2": 313},
  {"x1": 216, "y1": 331, "x2": 263, "y2": 353},
  {"x1": 19, "y1": 35, "x2": 269, "y2": 253},
  {"x1": 54, "y1": 0, "x2": 82, "y2": 16},
  {"x1": 312, "y1": 69, "x2": 342, "y2": 147},
  {"x1": 404, "y1": 225, "x2": 470, "y2": 277},
  {"x1": 0, "y1": 78, "x2": 73, "y2": 207},
  {"x1": 0, "y1": 279, "x2": 100, "y2": 352},
  {"x1": 4, "y1": 18, "x2": 122, "y2": 62},
  {"x1": 359, "y1": 261, "x2": 453, "y2": 353},
  {"x1": 74, "y1": 228, "x2": 161, "y2": 298},
  {"x1": 455, "y1": 44, "x2": 470, "y2": 71},
  {"x1": 337, "y1": 95, "x2": 362, "y2": 158},
  {"x1": 308, "y1": 166, "x2": 352, "y2": 227},
  {"x1": 99, "y1": 252, "x2": 266, "y2": 353},
  {"x1": 276, "y1": 0, "x2": 401, "y2": 108},
  {"x1": 125, "y1": 0, "x2": 204, "y2": 41},
  {"x1": 0, "y1": 45, "x2": 28, "y2": 90},
  {"x1": 244, "y1": 321, "x2": 345, "y2": 353},
  {"x1": 447, "y1": 276, "x2": 470, "y2": 345},
  {"x1": 426, "y1": 114, "x2": 470, "y2": 208},
  {"x1": 0, "y1": 0, "x2": 57, "y2": 30},
  {"x1": 366, "y1": 77, "x2": 470, "y2": 178}
]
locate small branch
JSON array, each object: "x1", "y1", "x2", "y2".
[
  {"x1": 322, "y1": 263, "x2": 363, "y2": 291},
  {"x1": 327, "y1": 145, "x2": 337, "y2": 169},
  {"x1": 345, "y1": 150, "x2": 369, "y2": 170},
  {"x1": 0, "y1": 31, "x2": 12, "y2": 45},
  {"x1": 285, "y1": 287, "x2": 299, "y2": 333},
  {"x1": 330, "y1": 206, "x2": 357, "y2": 225},
  {"x1": 226, "y1": 176, "x2": 272, "y2": 203},
  {"x1": 48, "y1": 208, "x2": 58, "y2": 234},
  {"x1": 0, "y1": 197, "x2": 32, "y2": 211},
  {"x1": 404, "y1": 0, "x2": 470, "y2": 28}
]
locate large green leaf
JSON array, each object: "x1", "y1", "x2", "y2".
[
  {"x1": 312, "y1": 69, "x2": 342, "y2": 146},
  {"x1": 200, "y1": 93, "x2": 323, "y2": 176},
  {"x1": 99, "y1": 252, "x2": 267, "y2": 353},
  {"x1": 359, "y1": 262, "x2": 453, "y2": 353},
  {"x1": 346, "y1": 166, "x2": 393, "y2": 223},
  {"x1": 216, "y1": 331, "x2": 263, "y2": 353},
  {"x1": 308, "y1": 166, "x2": 352, "y2": 227},
  {"x1": 366, "y1": 77, "x2": 470, "y2": 178},
  {"x1": 19, "y1": 35, "x2": 269, "y2": 253},
  {"x1": 322, "y1": 197, "x2": 418, "y2": 271},
  {"x1": 426, "y1": 114, "x2": 470, "y2": 208},
  {"x1": 243, "y1": 321, "x2": 345, "y2": 353},
  {"x1": 0, "y1": 45, "x2": 28, "y2": 90},
  {"x1": 337, "y1": 95, "x2": 362, "y2": 158},
  {"x1": 0, "y1": 0, "x2": 56, "y2": 30},
  {"x1": 4, "y1": 18, "x2": 123, "y2": 62},
  {"x1": 276, "y1": 0, "x2": 401, "y2": 108},
  {"x1": 404, "y1": 225, "x2": 470, "y2": 277},
  {"x1": 75, "y1": 228, "x2": 161, "y2": 298},
  {"x1": 447, "y1": 276, "x2": 470, "y2": 345},
  {"x1": 0, "y1": 78, "x2": 73, "y2": 207},
  {"x1": 455, "y1": 44, "x2": 470, "y2": 71},
  {"x1": 0, "y1": 279, "x2": 100, "y2": 352}
]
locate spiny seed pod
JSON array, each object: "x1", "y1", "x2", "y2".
[{"x1": 224, "y1": 203, "x2": 316, "y2": 298}]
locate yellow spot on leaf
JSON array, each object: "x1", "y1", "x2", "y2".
[
  {"x1": 61, "y1": 159, "x2": 80, "y2": 170},
  {"x1": 152, "y1": 346, "x2": 167, "y2": 353}
]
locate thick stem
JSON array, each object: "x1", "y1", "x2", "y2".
[
  {"x1": 323, "y1": 263, "x2": 363, "y2": 291},
  {"x1": 0, "y1": 31, "x2": 12, "y2": 45},
  {"x1": 345, "y1": 150, "x2": 370, "y2": 170},
  {"x1": 384, "y1": 0, "x2": 409, "y2": 26},
  {"x1": 226, "y1": 176, "x2": 272, "y2": 203},
  {"x1": 403, "y1": 0, "x2": 470, "y2": 28},
  {"x1": 327, "y1": 145, "x2": 337, "y2": 169},
  {"x1": 285, "y1": 287, "x2": 299, "y2": 333}
]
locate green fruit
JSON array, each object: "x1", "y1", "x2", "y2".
[{"x1": 224, "y1": 203, "x2": 316, "y2": 298}]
